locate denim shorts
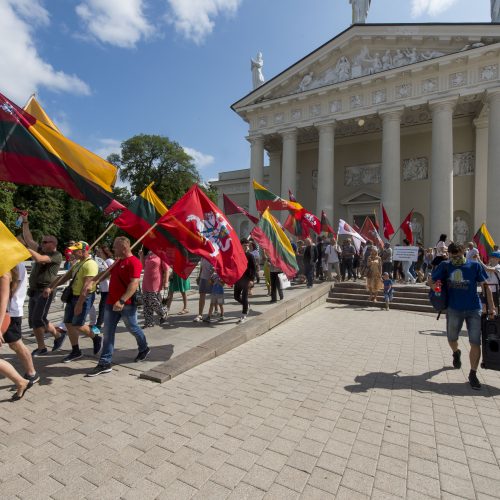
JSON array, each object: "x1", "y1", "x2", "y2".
[
  {"x1": 63, "y1": 293, "x2": 95, "y2": 326},
  {"x1": 446, "y1": 308, "x2": 482, "y2": 346},
  {"x1": 199, "y1": 278, "x2": 213, "y2": 294}
]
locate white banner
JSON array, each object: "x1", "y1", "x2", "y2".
[{"x1": 393, "y1": 246, "x2": 419, "y2": 262}]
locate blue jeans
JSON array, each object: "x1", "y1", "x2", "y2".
[
  {"x1": 446, "y1": 308, "x2": 482, "y2": 346},
  {"x1": 99, "y1": 304, "x2": 148, "y2": 365}
]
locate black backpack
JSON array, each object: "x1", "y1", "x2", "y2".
[{"x1": 429, "y1": 262, "x2": 450, "y2": 319}]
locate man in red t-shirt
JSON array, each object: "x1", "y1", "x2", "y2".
[{"x1": 86, "y1": 236, "x2": 150, "y2": 377}]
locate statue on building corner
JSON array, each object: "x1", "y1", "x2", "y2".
[
  {"x1": 350, "y1": 0, "x2": 371, "y2": 24},
  {"x1": 492, "y1": 0, "x2": 500, "y2": 22},
  {"x1": 251, "y1": 52, "x2": 265, "y2": 89}
]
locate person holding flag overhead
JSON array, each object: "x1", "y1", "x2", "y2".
[{"x1": 21, "y1": 214, "x2": 65, "y2": 356}]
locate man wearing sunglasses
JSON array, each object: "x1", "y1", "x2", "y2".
[{"x1": 21, "y1": 215, "x2": 64, "y2": 356}]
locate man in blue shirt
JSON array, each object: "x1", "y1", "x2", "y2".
[{"x1": 431, "y1": 242, "x2": 496, "y2": 390}]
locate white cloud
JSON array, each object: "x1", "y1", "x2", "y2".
[
  {"x1": 94, "y1": 138, "x2": 122, "y2": 160},
  {"x1": 183, "y1": 146, "x2": 215, "y2": 168},
  {"x1": 411, "y1": 0, "x2": 459, "y2": 17},
  {"x1": 76, "y1": 0, "x2": 154, "y2": 48},
  {"x1": 0, "y1": 0, "x2": 90, "y2": 103},
  {"x1": 166, "y1": 0, "x2": 242, "y2": 44}
]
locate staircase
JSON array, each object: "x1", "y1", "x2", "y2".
[{"x1": 326, "y1": 280, "x2": 435, "y2": 313}]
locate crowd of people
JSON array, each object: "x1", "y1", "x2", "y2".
[{"x1": 2, "y1": 213, "x2": 500, "y2": 398}]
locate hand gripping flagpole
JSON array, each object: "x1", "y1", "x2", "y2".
[{"x1": 48, "y1": 212, "x2": 123, "y2": 291}]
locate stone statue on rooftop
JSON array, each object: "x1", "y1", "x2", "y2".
[
  {"x1": 350, "y1": 0, "x2": 371, "y2": 24},
  {"x1": 251, "y1": 52, "x2": 265, "y2": 89},
  {"x1": 492, "y1": 0, "x2": 500, "y2": 22}
]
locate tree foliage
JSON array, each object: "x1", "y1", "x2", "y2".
[{"x1": 112, "y1": 134, "x2": 200, "y2": 205}]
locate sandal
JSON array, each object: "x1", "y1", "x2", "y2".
[
  {"x1": 178, "y1": 309, "x2": 189, "y2": 315},
  {"x1": 11, "y1": 381, "x2": 32, "y2": 402}
]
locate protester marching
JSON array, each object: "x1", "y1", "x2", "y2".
[{"x1": 1, "y1": 92, "x2": 500, "y2": 398}]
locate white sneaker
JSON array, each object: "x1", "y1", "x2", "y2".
[
  {"x1": 193, "y1": 315, "x2": 202, "y2": 322},
  {"x1": 237, "y1": 316, "x2": 246, "y2": 324}
]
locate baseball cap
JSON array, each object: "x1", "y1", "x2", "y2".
[
  {"x1": 68, "y1": 241, "x2": 90, "y2": 251},
  {"x1": 490, "y1": 251, "x2": 500, "y2": 259}
]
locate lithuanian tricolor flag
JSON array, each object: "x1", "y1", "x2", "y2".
[
  {"x1": 0, "y1": 220, "x2": 31, "y2": 277},
  {"x1": 251, "y1": 208, "x2": 299, "y2": 279},
  {"x1": 114, "y1": 183, "x2": 199, "y2": 278},
  {"x1": 0, "y1": 92, "x2": 119, "y2": 212},
  {"x1": 253, "y1": 180, "x2": 302, "y2": 213},
  {"x1": 473, "y1": 223, "x2": 496, "y2": 264}
]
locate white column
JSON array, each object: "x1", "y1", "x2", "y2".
[
  {"x1": 268, "y1": 150, "x2": 281, "y2": 196},
  {"x1": 281, "y1": 129, "x2": 298, "y2": 223},
  {"x1": 316, "y1": 122, "x2": 335, "y2": 221},
  {"x1": 380, "y1": 109, "x2": 403, "y2": 237},
  {"x1": 281, "y1": 129, "x2": 298, "y2": 197},
  {"x1": 487, "y1": 89, "x2": 500, "y2": 240},
  {"x1": 473, "y1": 114, "x2": 488, "y2": 230},
  {"x1": 248, "y1": 135, "x2": 264, "y2": 215},
  {"x1": 429, "y1": 98, "x2": 456, "y2": 245}
]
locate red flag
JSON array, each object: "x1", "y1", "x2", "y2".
[
  {"x1": 157, "y1": 185, "x2": 247, "y2": 285},
  {"x1": 353, "y1": 222, "x2": 362, "y2": 233},
  {"x1": 382, "y1": 204, "x2": 395, "y2": 240},
  {"x1": 400, "y1": 209, "x2": 414, "y2": 244},
  {"x1": 320, "y1": 211, "x2": 335, "y2": 236},
  {"x1": 372, "y1": 208, "x2": 380, "y2": 231},
  {"x1": 223, "y1": 194, "x2": 259, "y2": 224},
  {"x1": 360, "y1": 217, "x2": 384, "y2": 249}
]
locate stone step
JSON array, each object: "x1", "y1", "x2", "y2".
[
  {"x1": 329, "y1": 292, "x2": 431, "y2": 305},
  {"x1": 332, "y1": 281, "x2": 429, "y2": 294},
  {"x1": 326, "y1": 297, "x2": 436, "y2": 313},
  {"x1": 330, "y1": 288, "x2": 429, "y2": 300}
]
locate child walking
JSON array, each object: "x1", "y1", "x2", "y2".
[
  {"x1": 203, "y1": 272, "x2": 225, "y2": 323},
  {"x1": 382, "y1": 272, "x2": 393, "y2": 310}
]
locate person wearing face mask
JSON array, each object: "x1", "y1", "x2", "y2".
[{"x1": 431, "y1": 242, "x2": 496, "y2": 390}]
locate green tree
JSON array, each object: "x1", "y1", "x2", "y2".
[
  {"x1": 0, "y1": 182, "x2": 18, "y2": 230},
  {"x1": 111, "y1": 134, "x2": 201, "y2": 205}
]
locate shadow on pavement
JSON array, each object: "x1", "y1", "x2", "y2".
[
  {"x1": 419, "y1": 329, "x2": 467, "y2": 337},
  {"x1": 344, "y1": 367, "x2": 500, "y2": 397}
]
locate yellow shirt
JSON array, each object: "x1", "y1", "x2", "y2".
[{"x1": 71, "y1": 259, "x2": 99, "y2": 295}]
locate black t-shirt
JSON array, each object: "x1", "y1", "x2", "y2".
[{"x1": 28, "y1": 251, "x2": 62, "y2": 290}]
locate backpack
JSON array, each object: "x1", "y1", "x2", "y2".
[{"x1": 429, "y1": 262, "x2": 450, "y2": 319}]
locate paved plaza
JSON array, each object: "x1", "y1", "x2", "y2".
[{"x1": 1, "y1": 301, "x2": 500, "y2": 499}]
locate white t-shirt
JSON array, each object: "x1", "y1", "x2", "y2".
[
  {"x1": 98, "y1": 258, "x2": 114, "y2": 293},
  {"x1": 486, "y1": 265, "x2": 500, "y2": 292},
  {"x1": 8, "y1": 262, "x2": 27, "y2": 318},
  {"x1": 325, "y1": 244, "x2": 340, "y2": 264}
]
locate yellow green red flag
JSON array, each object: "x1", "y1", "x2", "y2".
[{"x1": 0, "y1": 220, "x2": 31, "y2": 277}]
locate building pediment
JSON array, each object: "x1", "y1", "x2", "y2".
[
  {"x1": 232, "y1": 23, "x2": 500, "y2": 112},
  {"x1": 341, "y1": 189, "x2": 381, "y2": 205}
]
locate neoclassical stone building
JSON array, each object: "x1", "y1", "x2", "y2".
[{"x1": 214, "y1": 20, "x2": 500, "y2": 245}]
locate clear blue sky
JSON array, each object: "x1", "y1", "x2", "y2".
[{"x1": 0, "y1": 0, "x2": 491, "y2": 189}]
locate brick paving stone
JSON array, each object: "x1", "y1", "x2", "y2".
[
  {"x1": 51, "y1": 477, "x2": 98, "y2": 500},
  {"x1": 3, "y1": 302, "x2": 500, "y2": 499},
  {"x1": 227, "y1": 481, "x2": 265, "y2": 500},
  {"x1": 243, "y1": 464, "x2": 278, "y2": 490},
  {"x1": 274, "y1": 464, "x2": 309, "y2": 492},
  {"x1": 340, "y1": 468, "x2": 374, "y2": 496}
]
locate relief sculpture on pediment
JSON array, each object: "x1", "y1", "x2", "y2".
[{"x1": 294, "y1": 45, "x2": 451, "y2": 94}]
